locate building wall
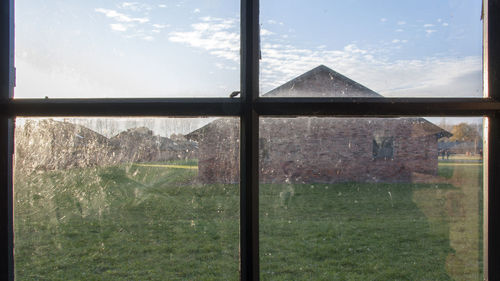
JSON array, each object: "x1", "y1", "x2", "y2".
[
  {"x1": 196, "y1": 118, "x2": 439, "y2": 183},
  {"x1": 196, "y1": 118, "x2": 240, "y2": 183}
]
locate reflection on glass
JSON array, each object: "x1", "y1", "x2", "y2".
[
  {"x1": 258, "y1": 117, "x2": 483, "y2": 280},
  {"x1": 261, "y1": 1, "x2": 482, "y2": 97},
  {"x1": 15, "y1": 1, "x2": 239, "y2": 98},
  {"x1": 14, "y1": 117, "x2": 239, "y2": 280}
]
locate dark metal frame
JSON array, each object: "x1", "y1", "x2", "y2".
[{"x1": 1, "y1": 0, "x2": 499, "y2": 280}]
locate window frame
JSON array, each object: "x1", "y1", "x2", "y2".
[
  {"x1": 1, "y1": 0, "x2": 500, "y2": 280},
  {"x1": 372, "y1": 136, "x2": 394, "y2": 160}
]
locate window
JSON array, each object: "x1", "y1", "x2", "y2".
[
  {"x1": 373, "y1": 136, "x2": 394, "y2": 160},
  {"x1": 2, "y1": 0, "x2": 500, "y2": 280}
]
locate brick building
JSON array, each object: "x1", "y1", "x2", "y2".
[{"x1": 187, "y1": 65, "x2": 451, "y2": 183}]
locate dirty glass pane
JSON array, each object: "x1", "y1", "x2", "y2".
[
  {"x1": 14, "y1": 117, "x2": 239, "y2": 280},
  {"x1": 259, "y1": 117, "x2": 484, "y2": 280},
  {"x1": 15, "y1": 1, "x2": 239, "y2": 98},
  {"x1": 260, "y1": 1, "x2": 483, "y2": 98}
]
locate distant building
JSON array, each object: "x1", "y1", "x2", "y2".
[
  {"x1": 15, "y1": 120, "x2": 198, "y2": 171},
  {"x1": 15, "y1": 119, "x2": 115, "y2": 171},
  {"x1": 110, "y1": 127, "x2": 197, "y2": 163},
  {"x1": 187, "y1": 65, "x2": 451, "y2": 183}
]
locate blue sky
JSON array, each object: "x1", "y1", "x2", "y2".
[{"x1": 14, "y1": 0, "x2": 483, "y2": 99}]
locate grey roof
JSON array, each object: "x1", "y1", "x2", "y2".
[
  {"x1": 263, "y1": 65, "x2": 382, "y2": 98},
  {"x1": 186, "y1": 65, "x2": 450, "y2": 140}
]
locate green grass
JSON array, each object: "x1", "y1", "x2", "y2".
[
  {"x1": 438, "y1": 165, "x2": 455, "y2": 179},
  {"x1": 14, "y1": 162, "x2": 483, "y2": 280},
  {"x1": 260, "y1": 182, "x2": 455, "y2": 281},
  {"x1": 14, "y1": 163, "x2": 239, "y2": 281},
  {"x1": 439, "y1": 154, "x2": 483, "y2": 164},
  {"x1": 444, "y1": 154, "x2": 482, "y2": 161}
]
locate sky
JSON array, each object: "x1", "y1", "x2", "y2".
[{"x1": 14, "y1": 0, "x2": 483, "y2": 99}]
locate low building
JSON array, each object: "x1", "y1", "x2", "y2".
[
  {"x1": 187, "y1": 65, "x2": 451, "y2": 183},
  {"x1": 15, "y1": 120, "x2": 198, "y2": 172}
]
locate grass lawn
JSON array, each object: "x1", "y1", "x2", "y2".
[
  {"x1": 439, "y1": 154, "x2": 483, "y2": 163},
  {"x1": 14, "y1": 161, "x2": 482, "y2": 280}
]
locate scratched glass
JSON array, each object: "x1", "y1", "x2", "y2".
[
  {"x1": 260, "y1": 0, "x2": 483, "y2": 98},
  {"x1": 259, "y1": 117, "x2": 484, "y2": 280},
  {"x1": 15, "y1": 1, "x2": 239, "y2": 98},
  {"x1": 13, "y1": 117, "x2": 239, "y2": 280}
]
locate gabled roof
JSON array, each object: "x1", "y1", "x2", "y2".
[
  {"x1": 186, "y1": 65, "x2": 450, "y2": 140},
  {"x1": 401, "y1": 118, "x2": 452, "y2": 139},
  {"x1": 264, "y1": 65, "x2": 382, "y2": 98}
]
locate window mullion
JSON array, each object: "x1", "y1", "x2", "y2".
[
  {"x1": 0, "y1": 0, "x2": 14, "y2": 280},
  {"x1": 240, "y1": 0, "x2": 260, "y2": 280},
  {"x1": 486, "y1": 0, "x2": 500, "y2": 279},
  {"x1": 4, "y1": 98, "x2": 500, "y2": 117},
  {"x1": 3, "y1": 98, "x2": 241, "y2": 117},
  {"x1": 254, "y1": 98, "x2": 500, "y2": 117}
]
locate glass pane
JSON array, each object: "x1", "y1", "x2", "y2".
[
  {"x1": 260, "y1": 1, "x2": 483, "y2": 98},
  {"x1": 259, "y1": 117, "x2": 484, "y2": 280},
  {"x1": 15, "y1": 1, "x2": 239, "y2": 98},
  {"x1": 14, "y1": 117, "x2": 239, "y2": 280}
]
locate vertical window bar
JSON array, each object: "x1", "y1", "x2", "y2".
[
  {"x1": 0, "y1": 120, "x2": 13, "y2": 281},
  {"x1": 486, "y1": 0, "x2": 500, "y2": 280},
  {"x1": 240, "y1": 0, "x2": 260, "y2": 280},
  {"x1": 0, "y1": 0, "x2": 14, "y2": 280}
]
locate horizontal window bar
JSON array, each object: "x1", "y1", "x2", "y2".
[
  {"x1": 255, "y1": 98, "x2": 500, "y2": 117},
  {"x1": 1, "y1": 98, "x2": 241, "y2": 117},
  {"x1": 2, "y1": 98, "x2": 500, "y2": 117}
]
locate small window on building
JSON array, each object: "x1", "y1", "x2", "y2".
[{"x1": 373, "y1": 136, "x2": 394, "y2": 159}]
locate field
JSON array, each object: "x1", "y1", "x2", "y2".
[{"x1": 14, "y1": 159, "x2": 483, "y2": 280}]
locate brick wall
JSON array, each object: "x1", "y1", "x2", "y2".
[{"x1": 195, "y1": 118, "x2": 440, "y2": 183}]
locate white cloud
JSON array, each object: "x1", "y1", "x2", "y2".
[
  {"x1": 121, "y1": 2, "x2": 136, "y2": 8},
  {"x1": 158, "y1": 4, "x2": 167, "y2": 8},
  {"x1": 264, "y1": 20, "x2": 284, "y2": 26},
  {"x1": 260, "y1": 28, "x2": 274, "y2": 36},
  {"x1": 193, "y1": 8, "x2": 201, "y2": 13},
  {"x1": 442, "y1": 22, "x2": 449, "y2": 27},
  {"x1": 167, "y1": 17, "x2": 481, "y2": 97},
  {"x1": 95, "y1": 8, "x2": 149, "y2": 23},
  {"x1": 425, "y1": 29, "x2": 437, "y2": 35},
  {"x1": 168, "y1": 17, "x2": 239, "y2": 61},
  {"x1": 124, "y1": 33, "x2": 156, "y2": 41},
  {"x1": 424, "y1": 23, "x2": 435, "y2": 28},
  {"x1": 96, "y1": 6, "x2": 160, "y2": 41},
  {"x1": 215, "y1": 63, "x2": 237, "y2": 70},
  {"x1": 119, "y1": 2, "x2": 152, "y2": 12},
  {"x1": 152, "y1": 24, "x2": 168, "y2": 29},
  {"x1": 344, "y1": 44, "x2": 367, "y2": 54},
  {"x1": 260, "y1": 42, "x2": 481, "y2": 97},
  {"x1": 380, "y1": 18, "x2": 388, "y2": 22},
  {"x1": 395, "y1": 29, "x2": 404, "y2": 32},
  {"x1": 110, "y1": 23, "x2": 127, "y2": 32}
]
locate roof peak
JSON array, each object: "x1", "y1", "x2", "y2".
[{"x1": 263, "y1": 65, "x2": 382, "y2": 98}]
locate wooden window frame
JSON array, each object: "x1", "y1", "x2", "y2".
[{"x1": 1, "y1": 0, "x2": 500, "y2": 280}]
